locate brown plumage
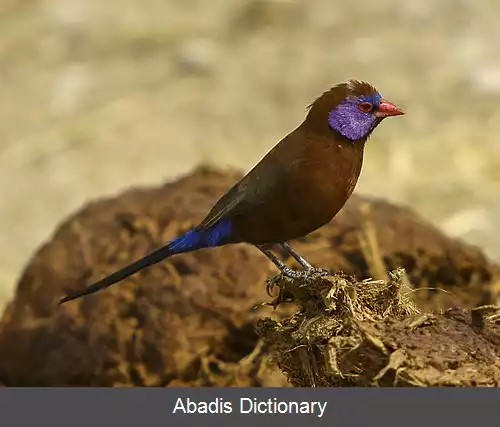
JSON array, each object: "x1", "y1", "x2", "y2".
[
  {"x1": 202, "y1": 124, "x2": 364, "y2": 244},
  {"x1": 60, "y1": 80, "x2": 404, "y2": 304}
]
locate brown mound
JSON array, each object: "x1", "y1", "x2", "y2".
[
  {"x1": 257, "y1": 269, "x2": 500, "y2": 387},
  {"x1": 0, "y1": 167, "x2": 498, "y2": 386},
  {"x1": 0, "y1": 167, "x2": 286, "y2": 387}
]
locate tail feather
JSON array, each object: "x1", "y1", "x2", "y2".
[
  {"x1": 59, "y1": 218, "x2": 234, "y2": 304},
  {"x1": 59, "y1": 243, "x2": 173, "y2": 304}
]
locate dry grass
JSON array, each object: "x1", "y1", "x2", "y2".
[
  {"x1": 257, "y1": 269, "x2": 500, "y2": 387},
  {"x1": 2, "y1": 0, "x2": 500, "y2": 310}
]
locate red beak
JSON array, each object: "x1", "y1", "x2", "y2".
[{"x1": 376, "y1": 99, "x2": 405, "y2": 118}]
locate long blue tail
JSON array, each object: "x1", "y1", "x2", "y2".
[{"x1": 59, "y1": 219, "x2": 233, "y2": 304}]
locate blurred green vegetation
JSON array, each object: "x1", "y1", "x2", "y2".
[{"x1": 1, "y1": 0, "x2": 500, "y2": 308}]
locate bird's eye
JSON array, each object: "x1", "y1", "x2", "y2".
[{"x1": 359, "y1": 102, "x2": 373, "y2": 113}]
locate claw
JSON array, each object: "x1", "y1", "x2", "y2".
[{"x1": 266, "y1": 274, "x2": 282, "y2": 296}]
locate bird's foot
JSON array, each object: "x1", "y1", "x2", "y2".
[
  {"x1": 265, "y1": 268, "x2": 300, "y2": 296},
  {"x1": 282, "y1": 266, "x2": 331, "y2": 284},
  {"x1": 283, "y1": 266, "x2": 330, "y2": 279},
  {"x1": 282, "y1": 266, "x2": 308, "y2": 279},
  {"x1": 265, "y1": 267, "x2": 303, "y2": 296},
  {"x1": 266, "y1": 266, "x2": 331, "y2": 296},
  {"x1": 305, "y1": 267, "x2": 331, "y2": 277}
]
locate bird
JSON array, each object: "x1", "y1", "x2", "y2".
[{"x1": 59, "y1": 80, "x2": 404, "y2": 304}]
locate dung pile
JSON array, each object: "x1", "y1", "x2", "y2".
[
  {"x1": 0, "y1": 166, "x2": 498, "y2": 386},
  {"x1": 257, "y1": 269, "x2": 500, "y2": 387}
]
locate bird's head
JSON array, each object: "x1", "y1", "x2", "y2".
[{"x1": 305, "y1": 80, "x2": 404, "y2": 142}]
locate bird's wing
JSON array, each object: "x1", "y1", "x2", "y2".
[
  {"x1": 197, "y1": 156, "x2": 288, "y2": 230},
  {"x1": 196, "y1": 130, "x2": 304, "y2": 231},
  {"x1": 196, "y1": 179, "x2": 250, "y2": 230}
]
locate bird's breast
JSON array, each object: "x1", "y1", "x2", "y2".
[{"x1": 285, "y1": 145, "x2": 363, "y2": 229}]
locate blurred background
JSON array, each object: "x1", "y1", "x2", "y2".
[{"x1": 1, "y1": 0, "x2": 500, "y2": 310}]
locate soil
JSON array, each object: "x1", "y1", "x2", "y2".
[{"x1": 0, "y1": 167, "x2": 498, "y2": 386}]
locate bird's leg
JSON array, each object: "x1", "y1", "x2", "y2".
[
  {"x1": 255, "y1": 245, "x2": 304, "y2": 279},
  {"x1": 280, "y1": 242, "x2": 330, "y2": 276},
  {"x1": 280, "y1": 242, "x2": 313, "y2": 269}
]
